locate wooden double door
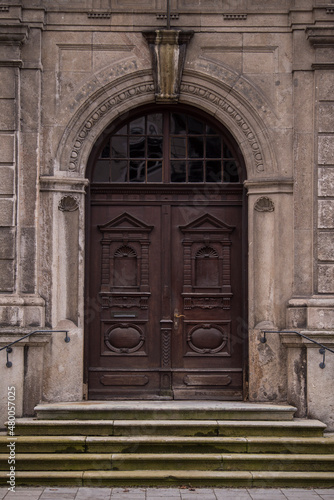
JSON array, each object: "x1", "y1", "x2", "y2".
[
  {"x1": 86, "y1": 109, "x2": 247, "y2": 400},
  {"x1": 87, "y1": 187, "x2": 246, "y2": 400}
]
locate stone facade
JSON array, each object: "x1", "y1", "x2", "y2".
[{"x1": 0, "y1": 0, "x2": 333, "y2": 429}]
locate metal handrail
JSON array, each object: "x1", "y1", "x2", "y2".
[
  {"x1": 261, "y1": 329, "x2": 334, "y2": 369},
  {"x1": 0, "y1": 330, "x2": 70, "y2": 368}
]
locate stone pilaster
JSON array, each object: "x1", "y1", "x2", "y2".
[
  {"x1": 245, "y1": 179, "x2": 294, "y2": 403},
  {"x1": 0, "y1": 23, "x2": 28, "y2": 294}
]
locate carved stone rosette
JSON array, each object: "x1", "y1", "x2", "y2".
[{"x1": 143, "y1": 29, "x2": 193, "y2": 103}]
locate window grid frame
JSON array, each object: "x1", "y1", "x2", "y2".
[{"x1": 93, "y1": 111, "x2": 240, "y2": 184}]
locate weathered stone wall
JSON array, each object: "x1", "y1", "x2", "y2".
[{"x1": 0, "y1": 1, "x2": 333, "y2": 430}]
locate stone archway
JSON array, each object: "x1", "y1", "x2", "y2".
[
  {"x1": 85, "y1": 105, "x2": 248, "y2": 400},
  {"x1": 40, "y1": 65, "x2": 291, "y2": 404}
]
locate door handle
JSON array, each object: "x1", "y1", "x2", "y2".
[{"x1": 174, "y1": 309, "x2": 185, "y2": 329}]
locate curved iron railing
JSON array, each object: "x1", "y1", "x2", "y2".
[
  {"x1": 261, "y1": 329, "x2": 334, "y2": 369},
  {"x1": 0, "y1": 330, "x2": 70, "y2": 368}
]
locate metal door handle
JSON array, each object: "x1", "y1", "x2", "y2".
[{"x1": 174, "y1": 309, "x2": 185, "y2": 329}]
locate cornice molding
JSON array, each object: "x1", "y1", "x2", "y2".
[
  {"x1": 312, "y1": 63, "x2": 334, "y2": 70},
  {"x1": 0, "y1": 24, "x2": 29, "y2": 45},
  {"x1": 40, "y1": 176, "x2": 89, "y2": 193},
  {"x1": 280, "y1": 330, "x2": 334, "y2": 348},
  {"x1": 306, "y1": 25, "x2": 334, "y2": 46},
  {"x1": 245, "y1": 179, "x2": 294, "y2": 194}
]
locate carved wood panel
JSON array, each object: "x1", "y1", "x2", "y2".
[{"x1": 180, "y1": 213, "x2": 234, "y2": 310}]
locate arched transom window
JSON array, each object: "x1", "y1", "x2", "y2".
[{"x1": 92, "y1": 110, "x2": 242, "y2": 184}]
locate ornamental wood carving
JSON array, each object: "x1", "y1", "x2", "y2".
[{"x1": 180, "y1": 213, "x2": 234, "y2": 310}]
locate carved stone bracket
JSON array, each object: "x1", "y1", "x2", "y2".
[{"x1": 143, "y1": 29, "x2": 193, "y2": 103}]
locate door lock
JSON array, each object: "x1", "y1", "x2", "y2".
[{"x1": 174, "y1": 309, "x2": 185, "y2": 329}]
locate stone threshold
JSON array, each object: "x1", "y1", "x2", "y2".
[{"x1": 34, "y1": 401, "x2": 297, "y2": 421}]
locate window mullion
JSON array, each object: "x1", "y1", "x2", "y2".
[{"x1": 164, "y1": 111, "x2": 170, "y2": 183}]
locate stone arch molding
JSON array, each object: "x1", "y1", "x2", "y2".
[{"x1": 56, "y1": 69, "x2": 278, "y2": 180}]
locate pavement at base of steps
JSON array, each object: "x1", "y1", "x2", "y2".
[{"x1": 0, "y1": 487, "x2": 334, "y2": 500}]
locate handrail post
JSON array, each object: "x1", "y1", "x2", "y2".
[
  {"x1": 1, "y1": 330, "x2": 70, "y2": 368},
  {"x1": 6, "y1": 347, "x2": 12, "y2": 368},
  {"x1": 319, "y1": 348, "x2": 326, "y2": 369},
  {"x1": 260, "y1": 329, "x2": 334, "y2": 370}
]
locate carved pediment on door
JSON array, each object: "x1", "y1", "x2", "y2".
[
  {"x1": 179, "y1": 213, "x2": 234, "y2": 240},
  {"x1": 99, "y1": 212, "x2": 154, "y2": 239},
  {"x1": 99, "y1": 213, "x2": 153, "y2": 294}
]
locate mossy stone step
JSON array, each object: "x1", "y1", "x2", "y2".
[
  {"x1": 108, "y1": 452, "x2": 334, "y2": 472},
  {"x1": 13, "y1": 418, "x2": 326, "y2": 437},
  {"x1": 0, "y1": 453, "x2": 112, "y2": 471},
  {"x1": 2, "y1": 435, "x2": 334, "y2": 455},
  {"x1": 85, "y1": 435, "x2": 334, "y2": 455},
  {"x1": 0, "y1": 436, "x2": 86, "y2": 454},
  {"x1": 0, "y1": 470, "x2": 333, "y2": 488},
  {"x1": 1, "y1": 451, "x2": 333, "y2": 472},
  {"x1": 34, "y1": 401, "x2": 297, "y2": 421}
]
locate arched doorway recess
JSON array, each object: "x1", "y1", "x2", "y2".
[{"x1": 85, "y1": 104, "x2": 247, "y2": 400}]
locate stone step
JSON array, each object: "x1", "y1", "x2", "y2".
[
  {"x1": 0, "y1": 469, "x2": 334, "y2": 488},
  {"x1": 0, "y1": 453, "x2": 112, "y2": 471},
  {"x1": 2, "y1": 435, "x2": 334, "y2": 455},
  {"x1": 12, "y1": 418, "x2": 326, "y2": 437},
  {"x1": 103, "y1": 452, "x2": 334, "y2": 472},
  {"x1": 34, "y1": 401, "x2": 297, "y2": 421},
  {"x1": 1, "y1": 452, "x2": 334, "y2": 472},
  {"x1": 85, "y1": 435, "x2": 334, "y2": 455}
]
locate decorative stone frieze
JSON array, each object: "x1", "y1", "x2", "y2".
[
  {"x1": 223, "y1": 14, "x2": 247, "y2": 20},
  {"x1": 87, "y1": 12, "x2": 111, "y2": 19},
  {"x1": 64, "y1": 74, "x2": 268, "y2": 178},
  {"x1": 180, "y1": 82, "x2": 265, "y2": 173},
  {"x1": 156, "y1": 13, "x2": 179, "y2": 20},
  {"x1": 68, "y1": 81, "x2": 154, "y2": 172}
]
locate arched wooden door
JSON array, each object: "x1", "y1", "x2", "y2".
[{"x1": 85, "y1": 106, "x2": 247, "y2": 400}]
